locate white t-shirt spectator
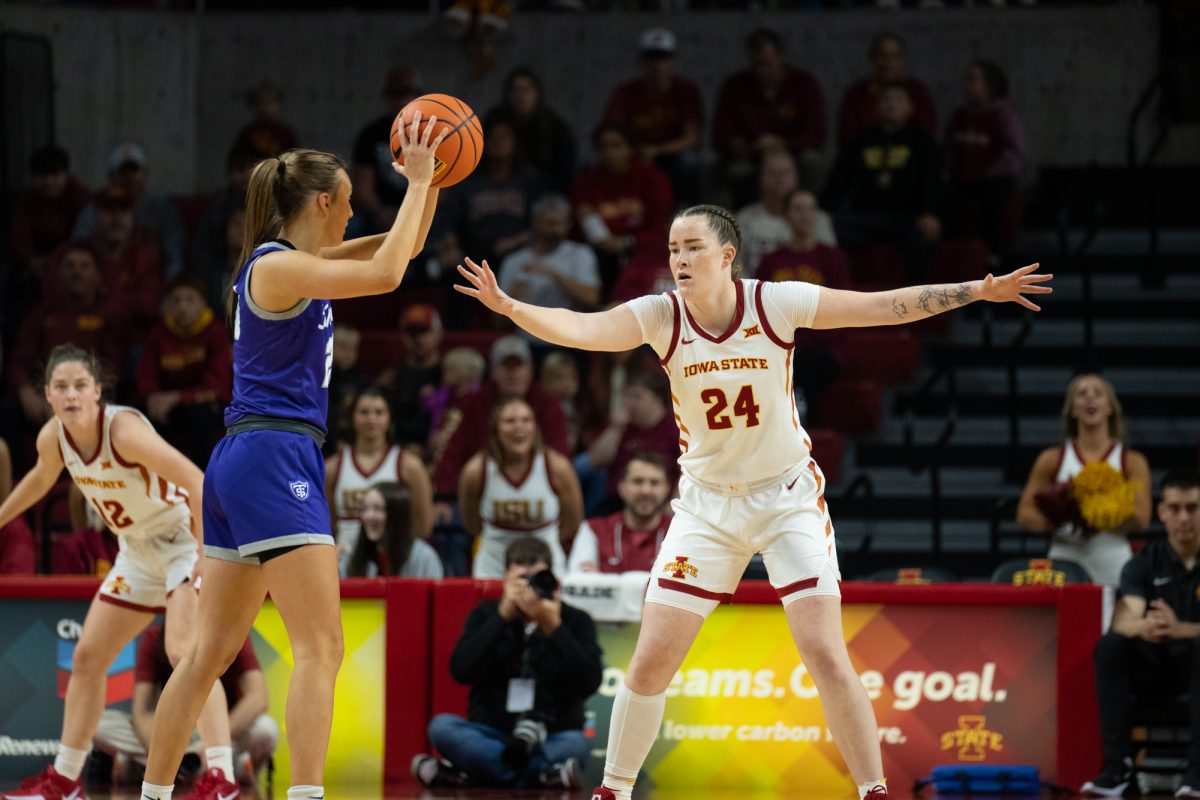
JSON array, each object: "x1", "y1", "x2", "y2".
[
  {"x1": 498, "y1": 241, "x2": 600, "y2": 344},
  {"x1": 736, "y1": 204, "x2": 837, "y2": 277}
]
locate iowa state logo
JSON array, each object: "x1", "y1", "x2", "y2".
[
  {"x1": 662, "y1": 556, "x2": 698, "y2": 580},
  {"x1": 940, "y1": 715, "x2": 1004, "y2": 761}
]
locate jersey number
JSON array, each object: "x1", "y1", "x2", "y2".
[
  {"x1": 90, "y1": 498, "x2": 133, "y2": 530},
  {"x1": 701, "y1": 386, "x2": 761, "y2": 430}
]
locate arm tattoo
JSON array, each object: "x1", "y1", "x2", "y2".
[
  {"x1": 917, "y1": 288, "x2": 934, "y2": 314},
  {"x1": 952, "y1": 283, "x2": 974, "y2": 306},
  {"x1": 891, "y1": 296, "x2": 908, "y2": 318},
  {"x1": 931, "y1": 287, "x2": 952, "y2": 309}
]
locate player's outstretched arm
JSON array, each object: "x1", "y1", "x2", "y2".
[
  {"x1": 319, "y1": 187, "x2": 440, "y2": 262},
  {"x1": 456, "y1": 257, "x2": 644, "y2": 352},
  {"x1": 811, "y1": 263, "x2": 1052, "y2": 330},
  {"x1": 0, "y1": 421, "x2": 64, "y2": 528}
]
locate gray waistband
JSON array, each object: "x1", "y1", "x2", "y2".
[{"x1": 226, "y1": 415, "x2": 325, "y2": 447}]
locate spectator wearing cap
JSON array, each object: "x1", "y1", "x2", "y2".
[
  {"x1": 192, "y1": 145, "x2": 258, "y2": 309},
  {"x1": 569, "y1": 123, "x2": 673, "y2": 292},
  {"x1": 602, "y1": 28, "x2": 704, "y2": 206},
  {"x1": 233, "y1": 80, "x2": 300, "y2": 160},
  {"x1": 326, "y1": 324, "x2": 371, "y2": 454},
  {"x1": 350, "y1": 67, "x2": 423, "y2": 237},
  {"x1": 838, "y1": 32, "x2": 937, "y2": 146},
  {"x1": 72, "y1": 143, "x2": 185, "y2": 279},
  {"x1": 380, "y1": 304, "x2": 445, "y2": 454},
  {"x1": 7, "y1": 145, "x2": 91, "y2": 277},
  {"x1": 136, "y1": 273, "x2": 233, "y2": 469},
  {"x1": 485, "y1": 68, "x2": 577, "y2": 194},
  {"x1": 714, "y1": 29, "x2": 826, "y2": 208},
  {"x1": 3, "y1": 241, "x2": 129, "y2": 459},
  {"x1": 48, "y1": 185, "x2": 164, "y2": 332},
  {"x1": 433, "y1": 336, "x2": 569, "y2": 502},
  {"x1": 497, "y1": 195, "x2": 600, "y2": 354}
]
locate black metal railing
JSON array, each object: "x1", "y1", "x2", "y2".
[
  {"x1": 1054, "y1": 164, "x2": 1104, "y2": 372},
  {"x1": 1126, "y1": 73, "x2": 1171, "y2": 290},
  {"x1": 902, "y1": 365, "x2": 957, "y2": 557}
]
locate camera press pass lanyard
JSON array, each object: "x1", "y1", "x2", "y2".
[{"x1": 507, "y1": 622, "x2": 539, "y2": 713}]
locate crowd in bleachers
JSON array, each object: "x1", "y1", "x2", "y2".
[{"x1": 0, "y1": 20, "x2": 1095, "y2": 586}]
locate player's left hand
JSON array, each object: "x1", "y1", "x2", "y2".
[
  {"x1": 455, "y1": 257, "x2": 514, "y2": 317},
  {"x1": 977, "y1": 263, "x2": 1053, "y2": 311}
]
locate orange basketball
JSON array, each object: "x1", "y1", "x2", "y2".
[{"x1": 389, "y1": 93, "x2": 484, "y2": 188}]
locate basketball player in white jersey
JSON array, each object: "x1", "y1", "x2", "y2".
[
  {"x1": 1018, "y1": 373, "x2": 1151, "y2": 585},
  {"x1": 458, "y1": 397, "x2": 582, "y2": 578},
  {"x1": 324, "y1": 387, "x2": 432, "y2": 575},
  {"x1": 0, "y1": 346, "x2": 238, "y2": 800},
  {"x1": 456, "y1": 203, "x2": 1052, "y2": 799}
]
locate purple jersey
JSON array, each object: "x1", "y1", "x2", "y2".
[{"x1": 225, "y1": 240, "x2": 333, "y2": 432}]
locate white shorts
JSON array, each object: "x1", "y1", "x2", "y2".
[
  {"x1": 99, "y1": 524, "x2": 198, "y2": 613},
  {"x1": 645, "y1": 459, "x2": 841, "y2": 618}
]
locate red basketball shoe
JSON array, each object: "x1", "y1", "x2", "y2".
[
  {"x1": 177, "y1": 768, "x2": 238, "y2": 800},
  {"x1": 589, "y1": 788, "x2": 616, "y2": 800},
  {"x1": 2, "y1": 766, "x2": 84, "y2": 800}
]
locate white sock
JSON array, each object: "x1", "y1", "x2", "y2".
[
  {"x1": 858, "y1": 778, "x2": 888, "y2": 799},
  {"x1": 602, "y1": 684, "x2": 666, "y2": 800},
  {"x1": 53, "y1": 744, "x2": 89, "y2": 781},
  {"x1": 205, "y1": 746, "x2": 234, "y2": 783},
  {"x1": 140, "y1": 781, "x2": 174, "y2": 800},
  {"x1": 287, "y1": 785, "x2": 324, "y2": 800}
]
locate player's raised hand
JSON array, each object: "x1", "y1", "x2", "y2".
[
  {"x1": 392, "y1": 110, "x2": 449, "y2": 186},
  {"x1": 454, "y1": 257, "x2": 513, "y2": 317},
  {"x1": 977, "y1": 263, "x2": 1053, "y2": 311}
]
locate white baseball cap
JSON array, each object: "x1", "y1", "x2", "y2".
[{"x1": 639, "y1": 28, "x2": 676, "y2": 56}]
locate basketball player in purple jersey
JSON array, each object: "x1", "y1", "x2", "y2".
[{"x1": 139, "y1": 115, "x2": 448, "y2": 800}]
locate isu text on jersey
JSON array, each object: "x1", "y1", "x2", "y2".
[
  {"x1": 625, "y1": 279, "x2": 820, "y2": 491},
  {"x1": 58, "y1": 404, "x2": 191, "y2": 541}
]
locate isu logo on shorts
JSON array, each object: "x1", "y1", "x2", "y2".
[
  {"x1": 290, "y1": 481, "x2": 310, "y2": 501},
  {"x1": 663, "y1": 555, "x2": 698, "y2": 580},
  {"x1": 940, "y1": 715, "x2": 1003, "y2": 761},
  {"x1": 107, "y1": 575, "x2": 131, "y2": 595}
]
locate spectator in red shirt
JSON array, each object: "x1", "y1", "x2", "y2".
[
  {"x1": 46, "y1": 185, "x2": 164, "y2": 333},
  {"x1": 485, "y1": 68, "x2": 577, "y2": 194},
  {"x1": 136, "y1": 273, "x2": 233, "y2": 469},
  {"x1": 434, "y1": 336, "x2": 569, "y2": 504},
  {"x1": 757, "y1": 190, "x2": 851, "y2": 425},
  {"x1": 0, "y1": 437, "x2": 36, "y2": 574},
  {"x1": 232, "y1": 80, "x2": 300, "y2": 160},
  {"x1": 603, "y1": 28, "x2": 704, "y2": 206},
  {"x1": 570, "y1": 123, "x2": 673, "y2": 292},
  {"x1": 93, "y1": 622, "x2": 277, "y2": 785},
  {"x1": 574, "y1": 369, "x2": 679, "y2": 516},
  {"x1": 567, "y1": 452, "x2": 672, "y2": 575},
  {"x1": 3, "y1": 242, "x2": 129, "y2": 464},
  {"x1": 6, "y1": 144, "x2": 91, "y2": 281},
  {"x1": 713, "y1": 28, "x2": 826, "y2": 208},
  {"x1": 838, "y1": 32, "x2": 937, "y2": 146},
  {"x1": 944, "y1": 60, "x2": 1026, "y2": 261}
]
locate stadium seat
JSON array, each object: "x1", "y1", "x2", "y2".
[
  {"x1": 840, "y1": 329, "x2": 920, "y2": 386},
  {"x1": 806, "y1": 428, "x2": 844, "y2": 485},
  {"x1": 866, "y1": 566, "x2": 958, "y2": 584},
  {"x1": 818, "y1": 378, "x2": 883, "y2": 436},
  {"x1": 990, "y1": 557, "x2": 1092, "y2": 586}
]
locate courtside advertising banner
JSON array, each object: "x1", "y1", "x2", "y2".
[
  {"x1": 0, "y1": 597, "x2": 384, "y2": 788},
  {"x1": 585, "y1": 603, "x2": 1057, "y2": 791}
]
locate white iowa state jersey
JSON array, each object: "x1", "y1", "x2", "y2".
[
  {"x1": 57, "y1": 404, "x2": 190, "y2": 541},
  {"x1": 627, "y1": 279, "x2": 821, "y2": 491},
  {"x1": 480, "y1": 452, "x2": 560, "y2": 538},
  {"x1": 331, "y1": 444, "x2": 404, "y2": 543}
]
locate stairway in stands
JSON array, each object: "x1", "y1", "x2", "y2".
[{"x1": 829, "y1": 229, "x2": 1200, "y2": 580}]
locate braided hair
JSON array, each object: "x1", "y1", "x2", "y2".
[{"x1": 675, "y1": 204, "x2": 744, "y2": 277}]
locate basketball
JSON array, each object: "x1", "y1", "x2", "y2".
[{"x1": 389, "y1": 93, "x2": 484, "y2": 188}]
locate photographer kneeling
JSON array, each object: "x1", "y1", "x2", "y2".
[{"x1": 415, "y1": 537, "x2": 603, "y2": 789}]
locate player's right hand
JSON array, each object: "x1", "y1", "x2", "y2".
[
  {"x1": 392, "y1": 109, "x2": 449, "y2": 187},
  {"x1": 455, "y1": 257, "x2": 513, "y2": 316}
]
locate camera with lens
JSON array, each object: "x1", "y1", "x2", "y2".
[
  {"x1": 501, "y1": 715, "x2": 548, "y2": 769},
  {"x1": 527, "y1": 568, "x2": 559, "y2": 600}
]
